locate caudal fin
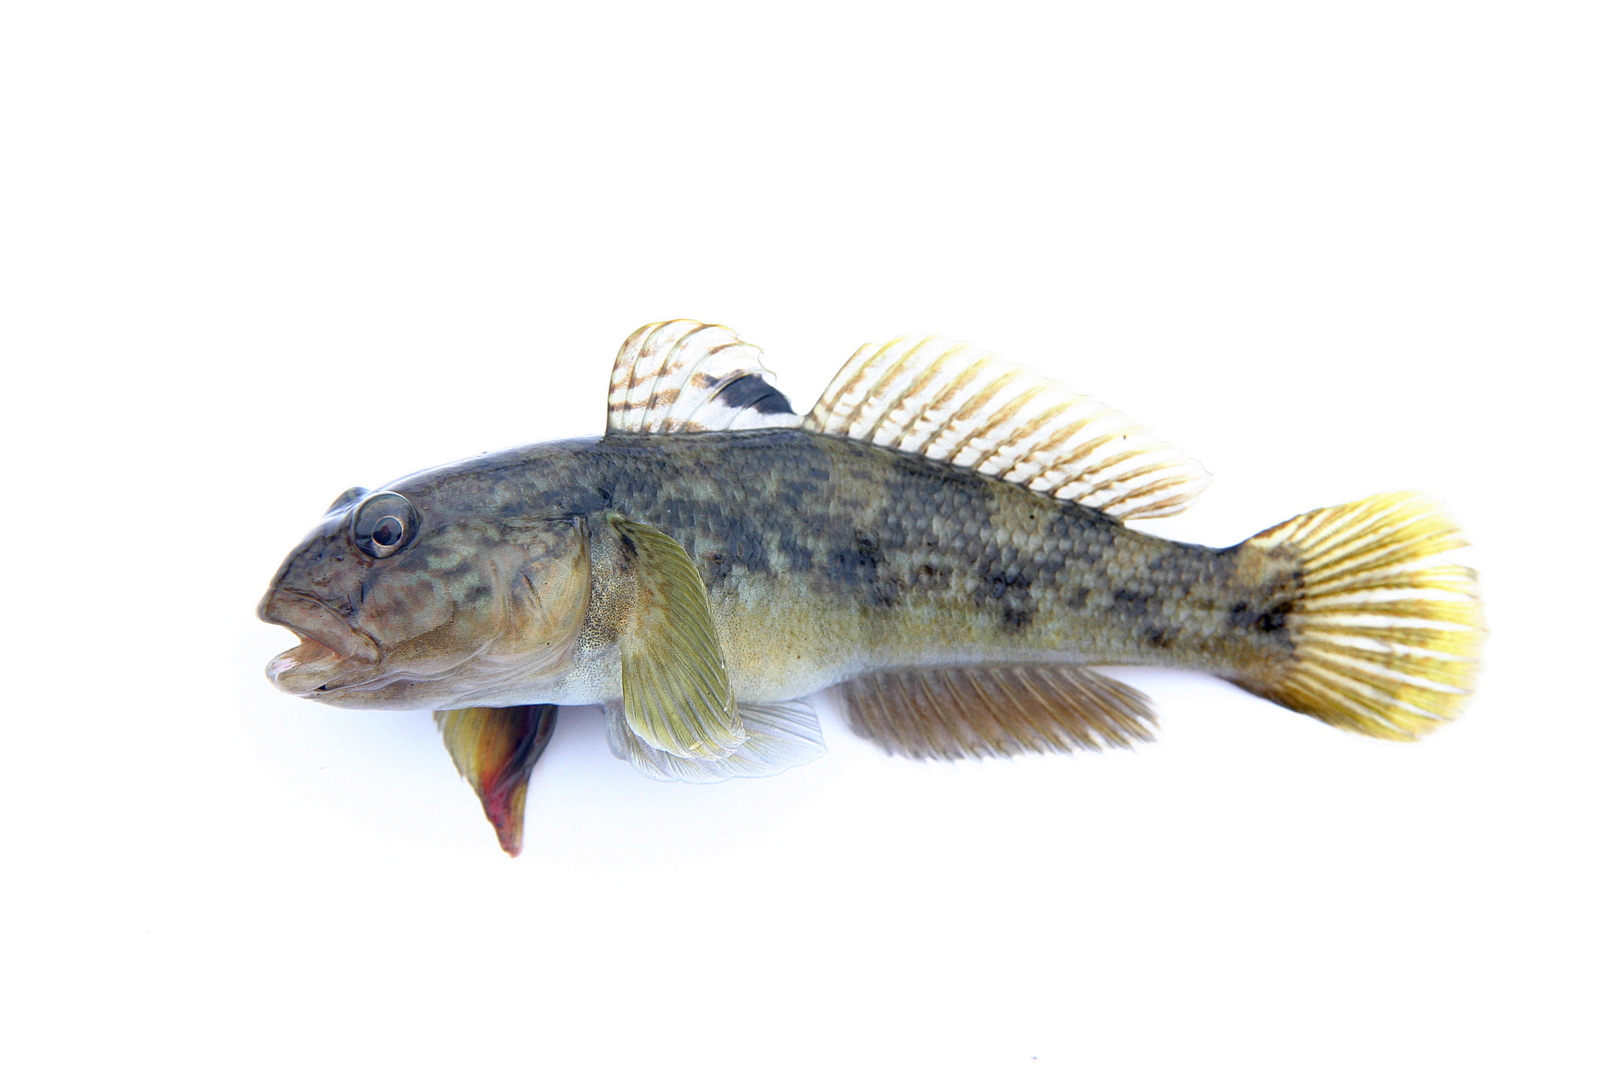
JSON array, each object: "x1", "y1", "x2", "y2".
[{"x1": 1234, "y1": 492, "x2": 1484, "y2": 741}]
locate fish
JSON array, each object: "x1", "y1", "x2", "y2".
[{"x1": 259, "y1": 320, "x2": 1485, "y2": 855}]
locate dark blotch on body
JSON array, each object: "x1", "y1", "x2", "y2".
[
  {"x1": 1113, "y1": 588, "x2": 1152, "y2": 614},
  {"x1": 1228, "y1": 598, "x2": 1291, "y2": 635},
  {"x1": 829, "y1": 533, "x2": 901, "y2": 608},
  {"x1": 1001, "y1": 605, "x2": 1036, "y2": 630}
]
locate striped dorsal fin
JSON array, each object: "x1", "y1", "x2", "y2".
[
  {"x1": 803, "y1": 335, "x2": 1210, "y2": 520},
  {"x1": 607, "y1": 320, "x2": 801, "y2": 435}
]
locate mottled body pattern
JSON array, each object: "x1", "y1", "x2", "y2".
[
  {"x1": 261, "y1": 321, "x2": 1481, "y2": 853},
  {"x1": 422, "y1": 430, "x2": 1286, "y2": 704}
]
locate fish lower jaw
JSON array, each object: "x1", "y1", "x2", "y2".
[{"x1": 266, "y1": 639, "x2": 381, "y2": 696}]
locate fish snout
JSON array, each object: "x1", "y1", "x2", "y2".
[{"x1": 259, "y1": 590, "x2": 381, "y2": 696}]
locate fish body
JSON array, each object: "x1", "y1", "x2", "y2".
[
  {"x1": 261, "y1": 321, "x2": 1483, "y2": 853},
  {"x1": 326, "y1": 430, "x2": 1264, "y2": 699}
]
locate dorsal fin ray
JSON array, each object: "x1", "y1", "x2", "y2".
[
  {"x1": 607, "y1": 320, "x2": 801, "y2": 435},
  {"x1": 802, "y1": 335, "x2": 1210, "y2": 520}
]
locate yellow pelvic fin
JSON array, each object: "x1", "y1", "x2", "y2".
[
  {"x1": 1234, "y1": 492, "x2": 1484, "y2": 741},
  {"x1": 839, "y1": 664, "x2": 1156, "y2": 761},
  {"x1": 803, "y1": 335, "x2": 1210, "y2": 520},
  {"x1": 434, "y1": 705, "x2": 559, "y2": 857},
  {"x1": 599, "y1": 514, "x2": 746, "y2": 760},
  {"x1": 606, "y1": 320, "x2": 800, "y2": 435}
]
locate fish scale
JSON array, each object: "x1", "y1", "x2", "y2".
[{"x1": 422, "y1": 428, "x2": 1271, "y2": 703}]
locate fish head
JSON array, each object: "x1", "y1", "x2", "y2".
[{"x1": 259, "y1": 481, "x2": 591, "y2": 710}]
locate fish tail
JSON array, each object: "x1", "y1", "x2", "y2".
[{"x1": 1229, "y1": 492, "x2": 1484, "y2": 741}]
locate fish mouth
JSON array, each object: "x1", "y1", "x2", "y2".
[{"x1": 258, "y1": 590, "x2": 382, "y2": 696}]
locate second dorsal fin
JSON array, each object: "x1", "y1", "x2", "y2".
[
  {"x1": 801, "y1": 335, "x2": 1210, "y2": 520},
  {"x1": 607, "y1": 320, "x2": 801, "y2": 435}
]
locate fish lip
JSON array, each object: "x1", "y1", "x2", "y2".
[{"x1": 258, "y1": 589, "x2": 381, "y2": 696}]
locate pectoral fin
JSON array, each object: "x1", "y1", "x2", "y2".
[
  {"x1": 839, "y1": 664, "x2": 1156, "y2": 760},
  {"x1": 434, "y1": 705, "x2": 559, "y2": 856},
  {"x1": 595, "y1": 514, "x2": 746, "y2": 760}
]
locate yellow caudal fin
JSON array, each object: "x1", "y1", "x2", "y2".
[{"x1": 1234, "y1": 493, "x2": 1484, "y2": 741}]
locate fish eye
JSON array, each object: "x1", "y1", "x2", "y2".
[
  {"x1": 371, "y1": 516, "x2": 403, "y2": 546},
  {"x1": 352, "y1": 492, "x2": 420, "y2": 559}
]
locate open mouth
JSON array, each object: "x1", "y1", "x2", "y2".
[{"x1": 258, "y1": 590, "x2": 381, "y2": 696}]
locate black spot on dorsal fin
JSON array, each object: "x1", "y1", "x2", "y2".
[
  {"x1": 716, "y1": 373, "x2": 795, "y2": 416},
  {"x1": 607, "y1": 321, "x2": 803, "y2": 434}
]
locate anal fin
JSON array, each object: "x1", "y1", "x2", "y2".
[
  {"x1": 434, "y1": 705, "x2": 559, "y2": 856},
  {"x1": 839, "y1": 664, "x2": 1156, "y2": 760}
]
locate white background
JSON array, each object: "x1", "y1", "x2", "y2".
[{"x1": 4, "y1": 3, "x2": 1596, "y2": 1065}]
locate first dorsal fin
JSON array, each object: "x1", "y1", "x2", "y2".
[
  {"x1": 607, "y1": 320, "x2": 801, "y2": 435},
  {"x1": 802, "y1": 335, "x2": 1210, "y2": 520}
]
